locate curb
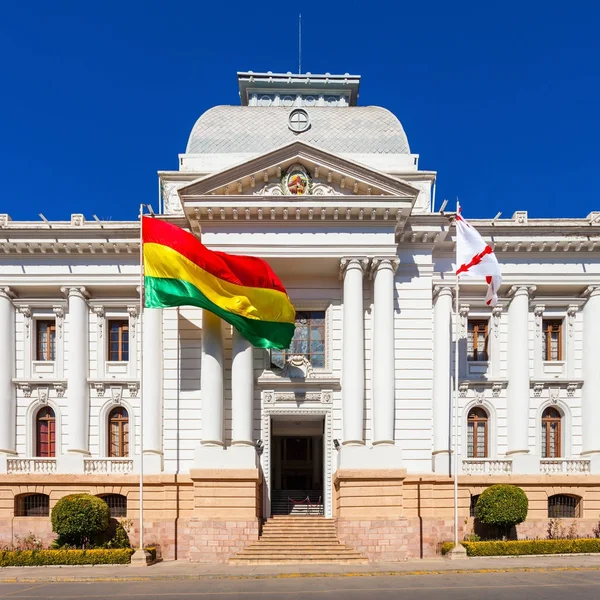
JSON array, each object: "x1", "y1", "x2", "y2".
[{"x1": 2, "y1": 565, "x2": 600, "y2": 584}]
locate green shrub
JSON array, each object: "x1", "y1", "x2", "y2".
[
  {"x1": 475, "y1": 484, "x2": 528, "y2": 537},
  {"x1": 441, "y1": 539, "x2": 600, "y2": 556},
  {"x1": 51, "y1": 494, "x2": 110, "y2": 548},
  {"x1": 0, "y1": 548, "x2": 134, "y2": 567}
]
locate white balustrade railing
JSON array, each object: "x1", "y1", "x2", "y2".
[
  {"x1": 84, "y1": 458, "x2": 134, "y2": 474},
  {"x1": 540, "y1": 459, "x2": 591, "y2": 474},
  {"x1": 7, "y1": 458, "x2": 57, "y2": 474},
  {"x1": 462, "y1": 458, "x2": 513, "y2": 474}
]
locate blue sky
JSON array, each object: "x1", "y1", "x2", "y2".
[{"x1": 1, "y1": 1, "x2": 598, "y2": 221}]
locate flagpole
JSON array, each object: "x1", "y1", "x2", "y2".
[
  {"x1": 138, "y1": 203, "x2": 145, "y2": 552},
  {"x1": 453, "y1": 199, "x2": 460, "y2": 549}
]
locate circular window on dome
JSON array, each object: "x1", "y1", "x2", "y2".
[
  {"x1": 288, "y1": 109, "x2": 310, "y2": 133},
  {"x1": 259, "y1": 95, "x2": 273, "y2": 107},
  {"x1": 281, "y1": 95, "x2": 295, "y2": 107}
]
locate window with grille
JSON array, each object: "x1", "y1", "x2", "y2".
[
  {"x1": 467, "y1": 408, "x2": 488, "y2": 458},
  {"x1": 541, "y1": 407, "x2": 562, "y2": 458},
  {"x1": 542, "y1": 319, "x2": 563, "y2": 361},
  {"x1": 15, "y1": 493, "x2": 50, "y2": 517},
  {"x1": 100, "y1": 494, "x2": 127, "y2": 518},
  {"x1": 36, "y1": 406, "x2": 56, "y2": 458},
  {"x1": 470, "y1": 494, "x2": 480, "y2": 518},
  {"x1": 271, "y1": 311, "x2": 326, "y2": 369},
  {"x1": 36, "y1": 320, "x2": 56, "y2": 361},
  {"x1": 108, "y1": 407, "x2": 129, "y2": 458},
  {"x1": 467, "y1": 320, "x2": 488, "y2": 361},
  {"x1": 108, "y1": 320, "x2": 129, "y2": 362},
  {"x1": 548, "y1": 494, "x2": 581, "y2": 518}
]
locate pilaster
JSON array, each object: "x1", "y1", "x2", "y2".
[
  {"x1": 582, "y1": 287, "x2": 600, "y2": 466},
  {"x1": 0, "y1": 288, "x2": 16, "y2": 457}
]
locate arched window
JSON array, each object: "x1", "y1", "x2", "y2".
[
  {"x1": 99, "y1": 494, "x2": 127, "y2": 517},
  {"x1": 467, "y1": 408, "x2": 488, "y2": 458},
  {"x1": 108, "y1": 407, "x2": 129, "y2": 458},
  {"x1": 36, "y1": 407, "x2": 56, "y2": 458},
  {"x1": 542, "y1": 407, "x2": 562, "y2": 458},
  {"x1": 15, "y1": 493, "x2": 50, "y2": 517},
  {"x1": 548, "y1": 494, "x2": 581, "y2": 518}
]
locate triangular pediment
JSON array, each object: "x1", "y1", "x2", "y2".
[{"x1": 177, "y1": 140, "x2": 420, "y2": 200}]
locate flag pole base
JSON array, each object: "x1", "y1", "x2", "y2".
[
  {"x1": 130, "y1": 549, "x2": 153, "y2": 567},
  {"x1": 446, "y1": 544, "x2": 468, "y2": 560}
]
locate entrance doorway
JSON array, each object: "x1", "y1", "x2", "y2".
[{"x1": 270, "y1": 417, "x2": 324, "y2": 515}]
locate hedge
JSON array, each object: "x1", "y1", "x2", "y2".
[
  {"x1": 0, "y1": 548, "x2": 135, "y2": 567},
  {"x1": 441, "y1": 539, "x2": 600, "y2": 557}
]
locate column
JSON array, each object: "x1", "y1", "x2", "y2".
[
  {"x1": 200, "y1": 310, "x2": 224, "y2": 446},
  {"x1": 142, "y1": 308, "x2": 163, "y2": 470},
  {"x1": 0, "y1": 288, "x2": 16, "y2": 457},
  {"x1": 62, "y1": 287, "x2": 90, "y2": 456},
  {"x1": 231, "y1": 328, "x2": 253, "y2": 446},
  {"x1": 507, "y1": 286, "x2": 535, "y2": 472},
  {"x1": 372, "y1": 258, "x2": 398, "y2": 445},
  {"x1": 341, "y1": 258, "x2": 367, "y2": 445},
  {"x1": 582, "y1": 287, "x2": 600, "y2": 470},
  {"x1": 432, "y1": 286, "x2": 453, "y2": 472}
]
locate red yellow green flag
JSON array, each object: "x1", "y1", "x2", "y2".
[{"x1": 142, "y1": 217, "x2": 295, "y2": 349}]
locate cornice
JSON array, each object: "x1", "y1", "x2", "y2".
[{"x1": 0, "y1": 240, "x2": 140, "y2": 255}]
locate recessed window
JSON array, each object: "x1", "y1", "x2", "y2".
[
  {"x1": 36, "y1": 320, "x2": 56, "y2": 361},
  {"x1": 108, "y1": 407, "x2": 129, "y2": 458},
  {"x1": 99, "y1": 494, "x2": 127, "y2": 518},
  {"x1": 542, "y1": 407, "x2": 562, "y2": 458},
  {"x1": 542, "y1": 319, "x2": 563, "y2": 361},
  {"x1": 15, "y1": 493, "x2": 50, "y2": 517},
  {"x1": 467, "y1": 320, "x2": 488, "y2": 361},
  {"x1": 548, "y1": 494, "x2": 581, "y2": 518},
  {"x1": 470, "y1": 494, "x2": 480, "y2": 518},
  {"x1": 108, "y1": 320, "x2": 129, "y2": 362},
  {"x1": 467, "y1": 408, "x2": 488, "y2": 458},
  {"x1": 36, "y1": 406, "x2": 56, "y2": 458},
  {"x1": 271, "y1": 311, "x2": 325, "y2": 369}
]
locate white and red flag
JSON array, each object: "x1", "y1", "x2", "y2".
[{"x1": 455, "y1": 212, "x2": 502, "y2": 306}]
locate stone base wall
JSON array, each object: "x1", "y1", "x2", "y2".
[{"x1": 336, "y1": 518, "x2": 409, "y2": 561}]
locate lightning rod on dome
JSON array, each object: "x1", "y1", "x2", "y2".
[{"x1": 298, "y1": 13, "x2": 302, "y2": 74}]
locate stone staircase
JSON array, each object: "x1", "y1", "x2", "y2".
[{"x1": 229, "y1": 516, "x2": 368, "y2": 564}]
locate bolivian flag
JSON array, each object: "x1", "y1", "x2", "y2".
[{"x1": 142, "y1": 217, "x2": 295, "y2": 349}]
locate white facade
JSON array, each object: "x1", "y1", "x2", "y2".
[{"x1": 1, "y1": 72, "x2": 600, "y2": 519}]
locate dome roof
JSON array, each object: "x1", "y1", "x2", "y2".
[{"x1": 185, "y1": 106, "x2": 410, "y2": 155}]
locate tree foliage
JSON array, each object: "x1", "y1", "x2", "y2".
[
  {"x1": 475, "y1": 484, "x2": 528, "y2": 535},
  {"x1": 51, "y1": 494, "x2": 110, "y2": 548}
]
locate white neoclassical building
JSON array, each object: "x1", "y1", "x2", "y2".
[{"x1": 1, "y1": 71, "x2": 600, "y2": 562}]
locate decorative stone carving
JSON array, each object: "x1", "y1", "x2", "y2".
[
  {"x1": 534, "y1": 305, "x2": 545, "y2": 336},
  {"x1": 369, "y1": 257, "x2": 400, "y2": 279},
  {"x1": 492, "y1": 305, "x2": 503, "y2": 337},
  {"x1": 533, "y1": 384, "x2": 544, "y2": 398},
  {"x1": 37, "y1": 387, "x2": 49, "y2": 404},
  {"x1": 567, "y1": 305, "x2": 578, "y2": 337},
  {"x1": 93, "y1": 306, "x2": 105, "y2": 337},
  {"x1": 53, "y1": 383, "x2": 66, "y2": 398},
  {"x1": 70, "y1": 214, "x2": 85, "y2": 226},
  {"x1": 53, "y1": 306, "x2": 64, "y2": 338},
  {"x1": 0, "y1": 287, "x2": 15, "y2": 301},
  {"x1": 161, "y1": 181, "x2": 185, "y2": 215},
  {"x1": 339, "y1": 257, "x2": 369, "y2": 280},
  {"x1": 459, "y1": 304, "x2": 470, "y2": 338},
  {"x1": 567, "y1": 384, "x2": 577, "y2": 398},
  {"x1": 321, "y1": 390, "x2": 333, "y2": 404},
  {"x1": 492, "y1": 384, "x2": 502, "y2": 398},
  {"x1": 459, "y1": 382, "x2": 469, "y2": 398},
  {"x1": 94, "y1": 383, "x2": 106, "y2": 397},
  {"x1": 312, "y1": 183, "x2": 343, "y2": 196},
  {"x1": 549, "y1": 387, "x2": 560, "y2": 404},
  {"x1": 254, "y1": 183, "x2": 284, "y2": 196},
  {"x1": 280, "y1": 355, "x2": 314, "y2": 379},
  {"x1": 127, "y1": 306, "x2": 138, "y2": 338},
  {"x1": 263, "y1": 391, "x2": 275, "y2": 404},
  {"x1": 19, "y1": 383, "x2": 32, "y2": 398},
  {"x1": 513, "y1": 211, "x2": 528, "y2": 224},
  {"x1": 475, "y1": 389, "x2": 485, "y2": 404},
  {"x1": 127, "y1": 383, "x2": 139, "y2": 398},
  {"x1": 110, "y1": 386, "x2": 123, "y2": 404},
  {"x1": 0, "y1": 214, "x2": 10, "y2": 228},
  {"x1": 18, "y1": 306, "x2": 31, "y2": 337}
]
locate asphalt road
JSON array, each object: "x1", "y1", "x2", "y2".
[{"x1": 1, "y1": 570, "x2": 600, "y2": 600}]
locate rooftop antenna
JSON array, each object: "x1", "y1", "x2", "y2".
[{"x1": 298, "y1": 13, "x2": 302, "y2": 74}]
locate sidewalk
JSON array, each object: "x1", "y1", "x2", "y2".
[{"x1": 2, "y1": 554, "x2": 600, "y2": 583}]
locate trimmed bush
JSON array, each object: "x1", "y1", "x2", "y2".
[
  {"x1": 475, "y1": 484, "x2": 528, "y2": 537},
  {"x1": 51, "y1": 494, "x2": 110, "y2": 548},
  {"x1": 0, "y1": 548, "x2": 134, "y2": 567},
  {"x1": 441, "y1": 539, "x2": 600, "y2": 556}
]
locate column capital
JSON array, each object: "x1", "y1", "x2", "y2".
[
  {"x1": 582, "y1": 286, "x2": 600, "y2": 299},
  {"x1": 533, "y1": 304, "x2": 546, "y2": 317},
  {"x1": 339, "y1": 257, "x2": 369, "y2": 279},
  {"x1": 433, "y1": 285, "x2": 454, "y2": 301},
  {"x1": 0, "y1": 287, "x2": 15, "y2": 301},
  {"x1": 508, "y1": 285, "x2": 536, "y2": 299},
  {"x1": 61, "y1": 286, "x2": 89, "y2": 300},
  {"x1": 369, "y1": 257, "x2": 399, "y2": 279}
]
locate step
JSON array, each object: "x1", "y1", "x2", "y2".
[
  {"x1": 234, "y1": 551, "x2": 365, "y2": 559},
  {"x1": 250, "y1": 541, "x2": 345, "y2": 547},
  {"x1": 230, "y1": 558, "x2": 368, "y2": 565}
]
